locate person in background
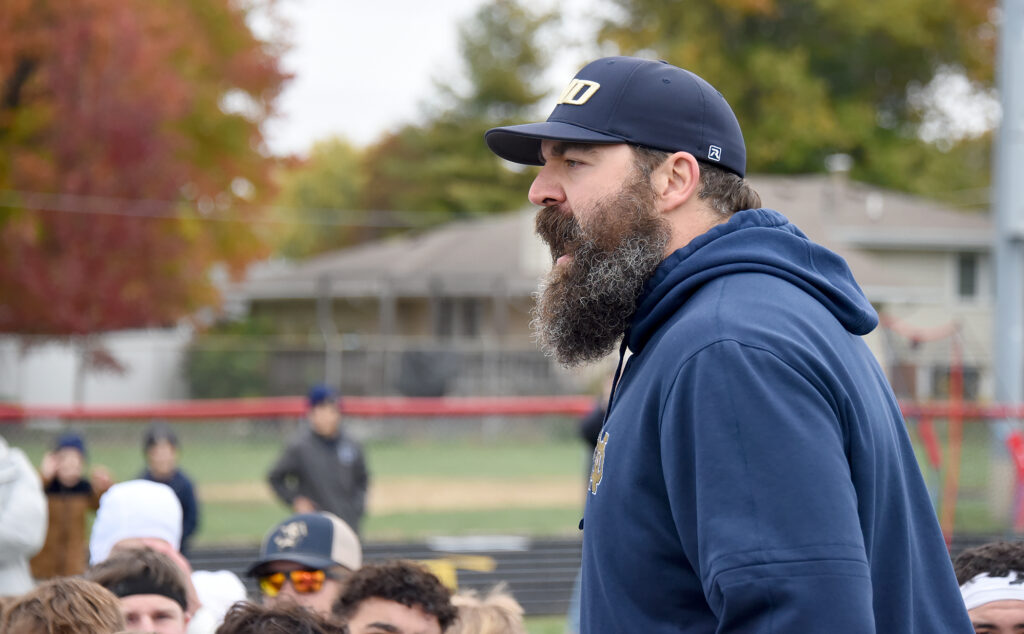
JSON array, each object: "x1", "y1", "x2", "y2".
[
  {"x1": 954, "y1": 540, "x2": 1024, "y2": 634},
  {"x1": 30, "y1": 431, "x2": 113, "y2": 580},
  {"x1": 248, "y1": 511, "x2": 361, "y2": 619},
  {"x1": 86, "y1": 546, "x2": 192, "y2": 634},
  {"x1": 268, "y1": 385, "x2": 369, "y2": 534},
  {"x1": 449, "y1": 584, "x2": 527, "y2": 634},
  {"x1": 215, "y1": 601, "x2": 346, "y2": 634},
  {"x1": 0, "y1": 434, "x2": 46, "y2": 597},
  {"x1": 333, "y1": 560, "x2": 457, "y2": 634},
  {"x1": 90, "y1": 479, "x2": 247, "y2": 634},
  {"x1": 140, "y1": 421, "x2": 199, "y2": 555},
  {"x1": 1, "y1": 576, "x2": 125, "y2": 633}
]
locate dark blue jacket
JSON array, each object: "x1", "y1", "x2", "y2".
[
  {"x1": 141, "y1": 468, "x2": 198, "y2": 554},
  {"x1": 580, "y1": 209, "x2": 972, "y2": 633}
]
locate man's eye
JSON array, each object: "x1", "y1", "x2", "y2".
[{"x1": 565, "y1": 159, "x2": 581, "y2": 168}]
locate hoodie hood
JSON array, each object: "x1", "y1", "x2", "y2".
[{"x1": 626, "y1": 208, "x2": 877, "y2": 353}]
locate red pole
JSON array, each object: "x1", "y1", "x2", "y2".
[
  {"x1": 1005, "y1": 432, "x2": 1024, "y2": 532},
  {"x1": 919, "y1": 417, "x2": 943, "y2": 471},
  {"x1": 939, "y1": 327, "x2": 964, "y2": 549}
]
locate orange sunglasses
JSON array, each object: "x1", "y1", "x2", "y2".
[{"x1": 257, "y1": 569, "x2": 332, "y2": 596}]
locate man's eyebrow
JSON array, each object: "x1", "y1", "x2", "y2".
[
  {"x1": 549, "y1": 142, "x2": 600, "y2": 157},
  {"x1": 365, "y1": 623, "x2": 401, "y2": 633}
]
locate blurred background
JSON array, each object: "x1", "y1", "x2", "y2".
[{"x1": 0, "y1": 0, "x2": 1016, "y2": 631}]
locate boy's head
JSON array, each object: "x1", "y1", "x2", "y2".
[
  {"x1": 89, "y1": 480, "x2": 183, "y2": 565},
  {"x1": 216, "y1": 601, "x2": 346, "y2": 634},
  {"x1": 954, "y1": 541, "x2": 1024, "y2": 633},
  {"x1": 3, "y1": 577, "x2": 126, "y2": 633},
  {"x1": 86, "y1": 546, "x2": 191, "y2": 634},
  {"x1": 334, "y1": 561, "x2": 457, "y2": 634},
  {"x1": 54, "y1": 432, "x2": 87, "y2": 486},
  {"x1": 307, "y1": 385, "x2": 341, "y2": 438},
  {"x1": 143, "y1": 422, "x2": 180, "y2": 480}
]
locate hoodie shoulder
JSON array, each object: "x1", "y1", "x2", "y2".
[{"x1": 628, "y1": 209, "x2": 877, "y2": 353}]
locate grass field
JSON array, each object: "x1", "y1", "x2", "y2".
[
  {"x1": 525, "y1": 616, "x2": 566, "y2": 633},
  {"x1": 11, "y1": 417, "x2": 1014, "y2": 633},
  {"x1": 18, "y1": 432, "x2": 591, "y2": 545},
  {"x1": 15, "y1": 428, "x2": 580, "y2": 631},
  {"x1": 14, "y1": 416, "x2": 1017, "y2": 545}
]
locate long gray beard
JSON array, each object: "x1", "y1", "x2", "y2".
[{"x1": 531, "y1": 183, "x2": 669, "y2": 368}]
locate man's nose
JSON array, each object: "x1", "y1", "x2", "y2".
[
  {"x1": 278, "y1": 581, "x2": 300, "y2": 599},
  {"x1": 528, "y1": 166, "x2": 566, "y2": 207}
]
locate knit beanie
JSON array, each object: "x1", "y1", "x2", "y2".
[{"x1": 89, "y1": 479, "x2": 183, "y2": 564}]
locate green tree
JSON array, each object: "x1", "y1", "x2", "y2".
[
  {"x1": 362, "y1": 0, "x2": 558, "y2": 219},
  {"x1": 597, "y1": 0, "x2": 996, "y2": 200},
  {"x1": 272, "y1": 137, "x2": 368, "y2": 258},
  {"x1": 184, "y1": 316, "x2": 274, "y2": 399}
]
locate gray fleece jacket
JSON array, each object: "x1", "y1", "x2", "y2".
[{"x1": 267, "y1": 427, "x2": 368, "y2": 534}]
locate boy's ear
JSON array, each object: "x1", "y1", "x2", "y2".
[{"x1": 652, "y1": 151, "x2": 701, "y2": 214}]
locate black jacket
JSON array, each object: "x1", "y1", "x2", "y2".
[{"x1": 267, "y1": 427, "x2": 369, "y2": 533}]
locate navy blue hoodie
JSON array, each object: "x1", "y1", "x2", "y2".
[{"x1": 579, "y1": 209, "x2": 972, "y2": 633}]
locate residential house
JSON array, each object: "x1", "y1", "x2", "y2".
[{"x1": 227, "y1": 173, "x2": 993, "y2": 399}]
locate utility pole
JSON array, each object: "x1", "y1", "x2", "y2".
[
  {"x1": 994, "y1": 0, "x2": 1024, "y2": 407},
  {"x1": 317, "y1": 275, "x2": 342, "y2": 389},
  {"x1": 992, "y1": 0, "x2": 1024, "y2": 526}
]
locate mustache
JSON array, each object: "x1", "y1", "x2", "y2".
[{"x1": 535, "y1": 206, "x2": 582, "y2": 263}]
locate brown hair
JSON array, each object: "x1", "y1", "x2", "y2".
[
  {"x1": 2, "y1": 577, "x2": 126, "y2": 633},
  {"x1": 953, "y1": 540, "x2": 1024, "y2": 585},
  {"x1": 631, "y1": 145, "x2": 761, "y2": 218},
  {"x1": 85, "y1": 546, "x2": 189, "y2": 611},
  {"x1": 216, "y1": 601, "x2": 346, "y2": 634},
  {"x1": 333, "y1": 560, "x2": 457, "y2": 631},
  {"x1": 448, "y1": 585, "x2": 526, "y2": 634}
]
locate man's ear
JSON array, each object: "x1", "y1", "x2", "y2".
[{"x1": 652, "y1": 152, "x2": 701, "y2": 214}]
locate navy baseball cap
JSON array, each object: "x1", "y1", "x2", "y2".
[
  {"x1": 248, "y1": 512, "x2": 362, "y2": 575},
  {"x1": 55, "y1": 432, "x2": 86, "y2": 456},
  {"x1": 307, "y1": 384, "x2": 338, "y2": 408},
  {"x1": 486, "y1": 56, "x2": 747, "y2": 177}
]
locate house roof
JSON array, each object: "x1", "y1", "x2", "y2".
[
  {"x1": 231, "y1": 174, "x2": 991, "y2": 303},
  {"x1": 235, "y1": 210, "x2": 548, "y2": 300}
]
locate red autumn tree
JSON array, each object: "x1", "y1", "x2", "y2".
[{"x1": 0, "y1": 0, "x2": 288, "y2": 335}]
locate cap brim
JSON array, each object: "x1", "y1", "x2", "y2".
[
  {"x1": 247, "y1": 553, "x2": 342, "y2": 577},
  {"x1": 485, "y1": 121, "x2": 626, "y2": 166}
]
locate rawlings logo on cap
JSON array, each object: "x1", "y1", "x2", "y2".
[
  {"x1": 557, "y1": 79, "x2": 601, "y2": 105},
  {"x1": 708, "y1": 145, "x2": 722, "y2": 162}
]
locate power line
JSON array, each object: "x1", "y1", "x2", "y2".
[{"x1": 0, "y1": 189, "x2": 455, "y2": 228}]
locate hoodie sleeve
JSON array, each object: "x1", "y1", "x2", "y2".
[
  {"x1": 178, "y1": 474, "x2": 199, "y2": 542},
  {"x1": 0, "y1": 448, "x2": 47, "y2": 559},
  {"x1": 662, "y1": 339, "x2": 875, "y2": 633}
]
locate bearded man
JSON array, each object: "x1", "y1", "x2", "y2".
[{"x1": 485, "y1": 56, "x2": 972, "y2": 633}]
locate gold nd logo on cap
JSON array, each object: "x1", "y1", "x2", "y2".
[{"x1": 557, "y1": 79, "x2": 600, "y2": 105}]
